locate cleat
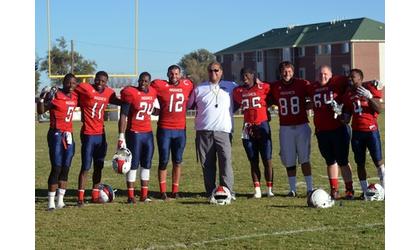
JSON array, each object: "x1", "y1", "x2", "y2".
[
  {"x1": 330, "y1": 189, "x2": 340, "y2": 200},
  {"x1": 47, "y1": 207, "x2": 55, "y2": 211},
  {"x1": 344, "y1": 190, "x2": 355, "y2": 200},
  {"x1": 254, "y1": 190, "x2": 262, "y2": 199},
  {"x1": 286, "y1": 191, "x2": 297, "y2": 197},
  {"x1": 77, "y1": 200, "x2": 84, "y2": 208},
  {"x1": 159, "y1": 192, "x2": 168, "y2": 200},
  {"x1": 231, "y1": 194, "x2": 236, "y2": 201},
  {"x1": 140, "y1": 197, "x2": 152, "y2": 203},
  {"x1": 267, "y1": 191, "x2": 275, "y2": 197},
  {"x1": 170, "y1": 192, "x2": 180, "y2": 199},
  {"x1": 127, "y1": 197, "x2": 136, "y2": 204}
]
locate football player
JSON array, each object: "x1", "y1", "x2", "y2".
[
  {"x1": 37, "y1": 73, "x2": 78, "y2": 210},
  {"x1": 233, "y1": 68, "x2": 274, "y2": 198},
  {"x1": 151, "y1": 65, "x2": 194, "y2": 199},
  {"x1": 342, "y1": 69, "x2": 385, "y2": 199},
  {"x1": 118, "y1": 72, "x2": 157, "y2": 203},
  {"x1": 268, "y1": 61, "x2": 313, "y2": 197},
  {"x1": 309, "y1": 65, "x2": 354, "y2": 200},
  {"x1": 75, "y1": 71, "x2": 123, "y2": 206}
]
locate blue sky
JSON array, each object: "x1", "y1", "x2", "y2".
[{"x1": 35, "y1": 0, "x2": 384, "y2": 86}]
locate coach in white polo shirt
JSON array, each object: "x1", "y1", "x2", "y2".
[{"x1": 188, "y1": 62, "x2": 237, "y2": 198}]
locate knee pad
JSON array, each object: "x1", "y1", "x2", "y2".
[
  {"x1": 126, "y1": 170, "x2": 137, "y2": 183},
  {"x1": 48, "y1": 166, "x2": 61, "y2": 186},
  {"x1": 58, "y1": 166, "x2": 70, "y2": 182},
  {"x1": 140, "y1": 167, "x2": 150, "y2": 181}
]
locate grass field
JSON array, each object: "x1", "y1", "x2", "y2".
[{"x1": 35, "y1": 115, "x2": 385, "y2": 249}]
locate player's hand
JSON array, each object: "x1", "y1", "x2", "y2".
[
  {"x1": 356, "y1": 86, "x2": 373, "y2": 99},
  {"x1": 39, "y1": 86, "x2": 51, "y2": 99},
  {"x1": 117, "y1": 133, "x2": 126, "y2": 149},
  {"x1": 331, "y1": 100, "x2": 343, "y2": 119}
]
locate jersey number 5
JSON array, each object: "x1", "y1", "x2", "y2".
[
  {"x1": 65, "y1": 106, "x2": 75, "y2": 122},
  {"x1": 168, "y1": 93, "x2": 184, "y2": 112}
]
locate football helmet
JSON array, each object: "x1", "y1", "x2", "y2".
[
  {"x1": 98, "y1": 184, "x2": 115, "y2": 203},
  {"x1": 40, "y1": 86, "x2": 58, "y2": 104},
  {"x1": 307, "y1": 188, "x2": 335, "y2": 208},
  {"x1": 365, "y1": 183, "x2": 385, "y2": 201},
  {"x1": 209, "y1": 186, "x2": 232, "y2": 205},
  {"x1": 112, "y1": 148, "x2": 132, "y2": 174}
]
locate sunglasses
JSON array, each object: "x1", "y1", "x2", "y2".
[{"x1": 208, "y1": 69, "x2": 220, "y2": 73}]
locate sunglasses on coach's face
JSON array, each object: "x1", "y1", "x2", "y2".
[{"x1": 208, "y1": 69, "x2": 220, "y2": 73}]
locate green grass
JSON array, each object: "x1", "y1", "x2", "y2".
[{"x1": 35, "y1": 115, "x2": 385, "y2": 249}]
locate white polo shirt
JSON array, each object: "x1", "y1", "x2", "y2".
[{"x1": 188, "y1": 80, "x2": 237, "y2": 133}]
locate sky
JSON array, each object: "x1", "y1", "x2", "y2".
[{"x1": 35, "y1": 0, "x2": 385, "y2": 87}]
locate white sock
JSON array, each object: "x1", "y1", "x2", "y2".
[
  {"x1": 254, "y1": 186, "x2": 261, "y2": 193},
  {"x1": 267, "y1": 187, "x2": 273, "y2": 193},
  {"x1": 377, "y1": 164, "x2": 385, "y2": 189},
  {"x1": 304, "y1": 175, "x2": 313, "y2": 192},
  {"x1": 57, "y1": 188, "x2": 66, "y2": 205},
  {"x1": 48, "y1": 192, "x2": 56, "y2": 209},
  {"x1": 360, "y1": 180, "x2": 368, "y2": 194},
  {"x1": 288, "y1": 176, "x2": 296, "y2": 192}
]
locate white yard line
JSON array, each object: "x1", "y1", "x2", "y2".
[{"x1": 144, "y1": 222, "x2": 384, "y2": 249}]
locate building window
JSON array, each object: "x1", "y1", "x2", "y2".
[
  {"x1": 283, "y1": 47, "x2": 291, "y2": 61},
  {"x1": 342, "y1": 42, "x2": 350, "y2": 53},
  {"x1": 323, "y1": 44, "x2": 331, "y2": 54},
  {"x1": 316, "y1": 45, "x2": 322, "y2": 55},
  {"x1": 342, "y1": 64, "x2": 350, "y2": 76},
  {"x1": 298, "y1": 47, "x2": 305, "y2": 57},
  {"x1": 257, "y1": 51, "x2": 263, "y2": 62},
  {"x1": 299, "y1": 68, "x2": 306, "y2": 79}
]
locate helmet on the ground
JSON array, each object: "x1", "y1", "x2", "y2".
[
  {"x1": 98, "y1": 184, "x2": 115, "y2": 203},
  {"x1": 307, "y1": 188, "x2": 335, "y2": 208},
  {"x1": 209, "y1": 186, "x2": 232, "y2": 205},
  {"x1": 365, "y1": 183, "x2": 385, "y2": 201}
]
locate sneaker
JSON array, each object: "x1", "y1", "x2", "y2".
[
  {"x1": 344, "y1": 190, "x2": 355, "y2": 200},
  {"x1": 140, "y1": 197, "x2": 152, "y2": 203},
  {"x1": 231, "y1": 193, "x2": 236, "y2": 201},
  {"x1": 267, "y1": 190, "x2": 275, "y2": 197},
  {"x1": 330, "y1": 189, "x2": 340, "y2": 200},
  {"x1": 286, "y1": 191, "x2": 297, "y2": 197},
  {"x1": 56, "y1": 202, "x2": 66, "y2": 209},
  {"x1": 127, "y1": 197, "x2": 136, "y2": 204},
  {"x1": 254, "y1": 191, "x2": 262, "y2": 199},
  {"x1": 170, "y1": 192, "x2": 180, "y2": 199}
]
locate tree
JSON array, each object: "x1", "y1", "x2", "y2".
[
  {"x1": 40, "y1": 37, "x2": 97, "y2": 85},
  {"x1": 35, "y1": 56, "x2": 41, "y2": 95},
  {"x1": 178, "y1": 49, "x2": 216, "y2": 84}
]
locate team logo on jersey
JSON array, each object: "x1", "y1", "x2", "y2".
[
  {"x1": 183, "y1": 80, "x2": 190, "y2": 86},
  {"x1": 257, "y1": 83, "x2": 263, "y2": 89}
]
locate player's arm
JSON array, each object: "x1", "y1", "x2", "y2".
[
  {"x1": 117, "y1": 102, "x2": 130, "y2": 149},
  {"x1": 37, "y1": 87, "x2": 54, "y2": 114},
  {"x1": 232, "y1": 88, "x2": 242, "y2": 113},
  {"x1": 357, "y1": 85, "x2": 382, "y2": 114},
  {"x1": 109, "y1": 92, "x2": 124, "y2": 106}
]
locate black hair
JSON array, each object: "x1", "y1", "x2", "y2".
[
  {"x1": 350, "y1": 68, "x2": 364, "y2": 79},
  {"x1": 278, "y1": 61, "x2": 295, "y2": 71},
  {"x1": 139, "y1": 72, "x2": 151, "y2": 81},
  {"x1": 63, "y1": 73, "x2": 76, "y2": 84},
  {"x1": 167, "y1": 65, "x2": 181, "y2": 73},
  {"x1": 240, "y1": 67, "x2": 257, "y2": 83},
  {"x1": 95, "y1": 71, "x2": 109, "y2": 79}
]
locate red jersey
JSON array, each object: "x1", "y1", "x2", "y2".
[
  {"x1": 269, "y1": 78, "x2": 311, "y2": 126},
  {"x1": 121, "y1": 86, "x2": 157, "y2": 133},
  {"x1": 342, "y1": 83, "x2": 382, "y2": 132},
  {"x1": 49, "y1": 89, "x2": 78, "y2": 132},
  {"x1": 75, "y1": 82, "x2": 116, "y2": 135},
  {"x1": 151, "y1": 79, "x2": 193, "y2": 129},
  {"x1": 309, "y1": 75, "x2": 348, "y2": 132},
  {"x1": 233, "y1": 82, "x2": 270, "y2": 125}
]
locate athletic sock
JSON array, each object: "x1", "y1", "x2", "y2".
[
  {"x1": 160, "y1": 181, "x2": 166, "y2": 193},
  {"x1": 254, "y1": 181, "x2": 261, "y2": 188},
  {"x1": 141, "y1": 186, "x2": 148, "y2": 199},
  {"x1": 127, "y1": 188, "x2": 135, "y2": 199},
  {"x1": 288, "y1": 176, "x2": 297, "y2": 192},
  {"x1": 377, "y1": 164, "x2": 385, "y2": 189},
  {"x1": 48, "y1": 192, "x2": 56, "y2": 209},
  {"x1": 360, "y1": 180, "x2": 368, "y2": 194},
  {"x1": 304, "y1": 175, "x2": 313, "y2": 192},
  {"x1": 91, "y1": 189, "x2": 99, "y2": 202},
  {"x1": 57, "y1": 188, "x2": 66, "y2": 205},
  {"x1": 329, "y1": 178, "x2": 339, "y2": 191},
  {"x1": 77, "y1": 190, "x2": 85, "y2": 202},
  {"x1": 172, "y1": 183, "x2": 179, "y2": 194}
]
